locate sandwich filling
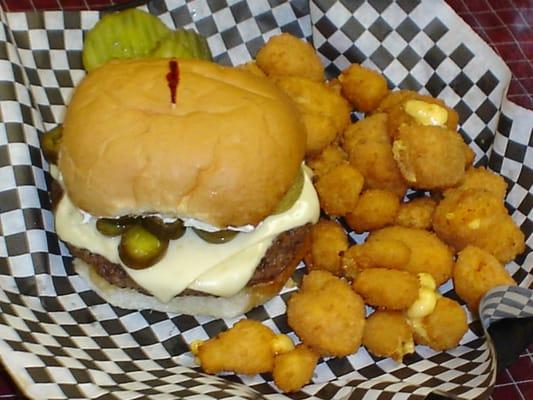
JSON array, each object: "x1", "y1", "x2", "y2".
[{"x1": 54, "y1": 166, "x2": 320, "y2": 303}]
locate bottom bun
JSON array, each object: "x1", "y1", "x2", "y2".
[
  {"x1": 75, "y1": 259, "x2": 270, "y2": 318},
  {"x1": 73, "y1": 226, "x2": 310, "y2": 318}
]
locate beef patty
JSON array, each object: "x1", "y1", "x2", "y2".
[{"x1": 52, "y1": 179, "x2": 310, "y2": 296}]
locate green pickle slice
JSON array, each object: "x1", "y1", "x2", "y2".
[
  {"x1": 41, "y1": 125, "x2": 63, "y2": 164},
  {"x1": 82, "y1": 9, "x2": 170, "y2": 71},
  {"x1": 150, "y1": 29, "x2": 212, "y2": 60},
  {"x1": 96, "y1": 217, "x2": 132, "y2": 237},
  {"x1": 273, "y1": 168, "x2": 304, "y2": 214},
  {"x1": 193, "y1": 228, "x2": 238, "y2": 244},
  {"x1": 119, "y1": 225, "x2": 169, "y2": 269},
  {"x1": 141, "y1": 217, "x2": 186, "y2": 240}
]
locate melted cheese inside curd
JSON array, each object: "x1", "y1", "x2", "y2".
[
  {"x1": 404, "y1": 99, "x2": 448, "y2": 127},
  {"x1": 406, "y1": 273, "x2": 439, "y2": 339}
]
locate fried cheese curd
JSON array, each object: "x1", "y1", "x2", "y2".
[
  {"x1": 363, "y1": 311, "x2": 414, "y2": 362},
  {"x1": 305, "y1": 219, "x2": 349, "y2": 275},
  {"x1": 194, "y1": 319, "x2": 294, "y2": 375},
  {"x1": 341, "y1": 239, "x2": 411, "y2": 280},
  {"x1": 384, "y1": 91, "x2": 459, "y2": 139},
  {"x1": 392, "y1": 125, "x2": 467, "y2": 190},
  {"x1": 256, "y1": 33, "x2": 324, "y2": 82},
  {"x1": 454, "y1": 246, "x2": 516, "y2": 314},
  {"x1": 433, "y1": 188, "x2": 525, "y2": 263},
  {"x1": 352, "y1": 268, "x2": 419, "y2": 310},
  {"x1": 325, "y1": 77, "x2": 342, "y2": 95},
  {"x1": 342, "y1": 113, "x2": 408, "y2": 197},
  {"x1": 369, "y1": 226, "x2": 454, "y2": 285},
  {"x1": 237, "y1": 60, "x2": 267, "y2": 77},
  {"x1": 287, "y1": 270, "x2": 366, "y2": 357},
  {"x1": 376, "y1": 90, "x2": 417, "y2": 113},
  {"x1": 338, "y1": 64, "x2": 389, "y2": 112},
  {"x1": 306, "y1": 143, "x2": 347, "y2": 178},
  {"x1": 462, "y1": 142, "x2": 476, "y2": 168},
  {"x1": 345, "y1": 189, "x2": 400, "y2": 233},
  {"x1": 447, "y1": 166, "x2": 507, "y2": 200},
  {"x1": 314, "y1": 163, "x2": 364, "y2": 216},
  {"x1": 273, "y1": 344, "x2": 318, "y2": 393},
  {"x1": 272, "y1": 76, "x2": 351, "y2": 155},
  {"x1": 235, "y1": 60, "x2": 266, "y2": 78},
  {"x1": 411, "y1": 296, "x2": 468, "y2": 351},
  {"x1": 395, "y1": 197, "x2": 437, "y2": 230}
]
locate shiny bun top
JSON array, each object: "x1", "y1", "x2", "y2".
[{"x1": 59, "y1": 58, "x2": 306, "y2": 227}]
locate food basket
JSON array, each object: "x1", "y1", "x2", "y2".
[{"x1": 0, "y1": 0, "x2": 531, "y2": 399}]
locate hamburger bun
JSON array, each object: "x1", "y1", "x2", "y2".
[
  {"x1": 52, "y1": 58, "x2": 320, "y2": 317},
  {"x1": 59, "y1": 58, "x2": 306, "y2": 227}
]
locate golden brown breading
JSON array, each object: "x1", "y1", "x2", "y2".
[
  {"x1": 342, "y1": 113, "x2": 408, "y2": 197},
  {"x1": 448, "y1": 167, "x2": 507, "y2": 200},
  {"x1": 256, "y1": 33, "x2": 324, "y2": 81},
  {"x1": 341, "y1": 239, "x2": 411, "y2": 278},
  {"x1": 314, "y1": 163, "x2": 364, "y2": 216},
  {"x1": 363, "y1": 310, "x2": 414, "y2": 362},
  {"x1": 385, "y1": 92, "x2": 459, "y2": 139},
  {"x1": 287, "y1": 271, "x2": 366, "y2": 357},
  {"x1": 338, "y1": 64, "x2": 389, "y2": 112},
  {"x1": 300, "y1": 269, "x2": 338, "y2": 292},
  {"x1": 236, "y1": 61, "x2": 267, "y2": 77},
  {"x1": 305, "y1": 219, "x2": 348, "y2": 275},
  {"x1": 462, "y1": 142, "x2": 475, "y2": 168},
  {"x1": 352, "y1": 268, "x2": 419, "y2": 310},
  {"x1": 196, "y1": 319, "x2": 276, "y2": 374},
  {"x1": 395, "y1": 197, "x2": 437, "y2": 230},
  {"x1": 376, "y1": 90, "x2": 416, "y2": 114},
  {"x1": 273, "y1": 344, "x2": 318, "y2": 393},
  {"x1": 345, "y1": 189, "x2": 400, "y2": 233},
  {"x1": 306, "y1": 144, "x2": 347, "y2": 178},
  {"x1": 325, "y1": 77, "x2": 342, "y2": 95},
  {"x1": 454, "y1": 246, "x2": 516, "y2": 313},
  {"x1": 412, "y1": 297, "x2": 468, "y2": 351},
  {"x1": 369, "y1": 226, "x2": 454, "y2": 285},
  {"x1": 272, "y1": 76, "x2": 351, "y2": 155},
  {"x1": 392, "y1": 125, "x2": 466, "y2": 190},
  {"x1": 433, "y1": 188, "x2": 525, "y2": 263}
]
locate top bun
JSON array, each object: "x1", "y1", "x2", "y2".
[{"x1": 58, "y1": 58, "x2": 306, "y2": 227}]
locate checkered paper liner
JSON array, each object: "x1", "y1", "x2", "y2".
[{"x1": 0, "y1": 0, "x2": 531, "y2": 399}]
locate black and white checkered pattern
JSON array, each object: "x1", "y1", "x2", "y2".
[
  {"x1": 0, "y1": 1, "x2": 531, "y2": 399},
  {"x1": 480, "y1": 286, "x2": 533, "y2": 329}
]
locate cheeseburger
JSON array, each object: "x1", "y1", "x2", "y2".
[{"x1": 50, "y1": 58, "x2": 320, "y2": 318}]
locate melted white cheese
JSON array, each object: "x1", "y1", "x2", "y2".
[
  {"x1": 404, "y1": 99, "x2": 448, "y2": 127},
  {"x1": 406, "y1": 273, "x2": 438, "y2": 319},
  {"x1": 406, "y1": 273, "x2": 439, "y2": 340},
  {"x1": 54, "y1": 169, "x2": 319, "y2": 302}
]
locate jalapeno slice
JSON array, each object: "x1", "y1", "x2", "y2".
[
  {"x1": 118, "y1": 224, "x2": 169, "y2": 269},
  {"x1": 141, "y1": 216, "x2": 186, "y2": 240},
  {"x1": 273, "y1": 168, "x2": 304, "y2": 214},
  {"x1": 96, "y1": 217, "x2": 132, "y2": 237},
  {"x1": 193, "y1": 228, "x2": 238, "y2": 244},
  {"x1": 41, "y1": 125, "x2": 63, "y2": 164}
]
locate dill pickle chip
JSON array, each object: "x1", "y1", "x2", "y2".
[
  {"x1": 193, "y1": 228, "x2": 238, "y2": 244},
  {"x1": 119, "y1": 224, "x2": 169, "y2": 269},
  {"x1": 96, "y1": 217, "x2": 132, "y2": 237},
  {"x1": 41, "y1": 125, "x2": 63, "y2": 164},
  {"x1": 142, "y1": 217, "x2": 186, "y2": 240},
  {"x1": 82, "y1": 9, "x2": 170, "y2": 71},
  {"x1": 274, "y1": 168, "x2": 304, "y2": 214},
  {"x1": 150, "y1": 29, "x2": 212, "y2": 60}
]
